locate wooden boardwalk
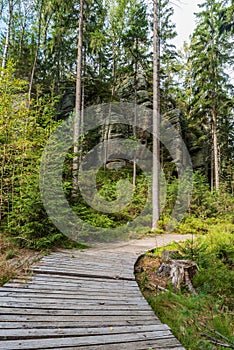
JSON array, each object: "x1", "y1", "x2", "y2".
[{"x1": 0, "y1": 234, "x2": 191, "y2": 349}]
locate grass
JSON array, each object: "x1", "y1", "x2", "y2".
[
  {"x1": 147, "y1": 292, "x2": 233, "y2": 350},
  {"x1": 135, "y1": 217, "x2": 234, "y2": 350},
  {"x1": 0, "y1": 233, "x2": 33, "y2": 286}
]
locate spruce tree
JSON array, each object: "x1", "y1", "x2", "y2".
[{"x1": 189, "y1": 0, "x2": 233, "y2": 191}]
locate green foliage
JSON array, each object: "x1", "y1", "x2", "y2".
[
  {"x1": 158, "y1": 171, "x2": 234, "y2": 231},
  {"x1": 147, "y1": 292, "x2": 234, "y2": 350},
  {"x1": 70, "y1": 167, "x2": 148, "y2": 229},
  {"x1": 0, "y1": 65, "x2": 71, "y2": 249},
  {"x1": 189, "y1": 172, "x2": 217, "y2": 217},
  {"x1": 5, "y1": 250, "x2": 16, "y2": 260},
  {"x1": 177, "y1": 222, "x2": 233, "y2": 306},
  {"x1": 188, "y1": 0, "x2": 233, "y2": 191},
  {"x1": 193, "y1": 262, "x2": 234, "y2": 306}
]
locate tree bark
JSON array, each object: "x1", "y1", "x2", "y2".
[
  {"x1": 212, "y1": 108, "x2": 219, "y2": 192},
  {"x1": 152, "y1": 0, "x2": 160, "y2": 231},
  {"x1": 133, "y1": 40, "x2": 138, "y2": 189},
  {"x1": 79, "y1": 43, "x2": 86, "y2": 171},
  {"x1": 2, "y1": 0, "x2": 13, "y2": 70},
  {"x1": 73, "y1": 0, "x2": 83, "y2": 195},
  {"x1": 28, "y1": 0, "x2": 43, "y2": 102}
]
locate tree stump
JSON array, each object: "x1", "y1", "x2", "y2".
[{"x1": 158, "y1": 251, "x2": 198, "y2": 294}]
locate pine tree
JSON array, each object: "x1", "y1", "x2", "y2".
[{"x1": 189, "y1": 0, "x2": 233, "y2": 192}]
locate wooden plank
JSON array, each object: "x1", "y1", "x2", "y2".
[
  {"x1": 30, "y1": 273, "x2": 137, "y2": 284},
  {"x1": 0, "y1": 307, "x2": 154, "y2": 316},
  {"x1": 0, "y1": 291, "x2": 145, "y2": 300},
  {"x1": 28, "y1": 275, "x2": 138, "y2": 287},
  {"x1": 0, "y1": 319, "x2": 162, "y2": 329},
  {"x1": 29, "y1": 274, "x2": 137, "y2": 286},
  {"x1": 6, "y1": 277, "x2": 139, "y2": 288},
  {"x1": 0, "y1": 284, "x2": 139, "y2": 298},
  {"x1": 31, "y1": 267, "x2": 135, "y2": 280},
  {"x1": 0, "y1": 315, "x2": 160, "y2": 323},
  {"x1": 4, "y1": 283, "x2": 137, "y2": 292},
  {"x1": 33, "y1": 261, "x2": 132, "y2": 269},
  {"x1": 0, "y1": 285, "x2": 145, "y2": 301},
  {"x1": 0, "y1": 324, "x2": 170, "y2": 339},
  {"x1": 0, "y1": 331, "x2": 175, "y2": 349},
  {"x1": 0, "y1": 301, "x2": 150, "y2": 310},
  {"x1": 0, "y1": 296, "x2": 146, "y2": 305},
  {"x1": 33, "y1": 265, "x2": 133, "y2": 277},
  {"x1": 38, "y1": 259, "x2": 133, "y2": 269},
  {"x1": 46, "y1": 344, "x2": 185, "y2": 350},
  {"x1": 3, "y1": 281, "x2": 139, "y2": 292},
  {"x1": 43, "y1": 252, "x2": 133, "y2": 259}
]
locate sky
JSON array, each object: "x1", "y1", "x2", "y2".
[{"x1": 172, "y1": 0, "x2": 203, "y2": 49}]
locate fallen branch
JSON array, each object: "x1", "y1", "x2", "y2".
[
  {"x1": 200, "y1": 322, "x2": 234, "y2": 345},
  {"x1": 201, "y1": 333, "x2": 234, "y2": 349},
  {"x1": 148, "y1": 282, "x2": 177, "y2": 296}
]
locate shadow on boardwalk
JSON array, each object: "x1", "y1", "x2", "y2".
[{"x1": 0, "y1": 234, "x2": 191, "y2": 349}]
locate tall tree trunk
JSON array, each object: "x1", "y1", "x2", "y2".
[
  {"x1": 0, "y1": 145, "x2": 6, "y2": 221},
  {"x1": 73, "y1": 0, "x2": 83, "y2": 195},
  {"x1": 2, "y1": 0, "x2": 13, "y2": 70},
  {"x1": 19, "y1": 4, "x2": 27, "y2": 57},
  {"x1": 211, "y1": 144, "x2": 214, "y2": 192},
  {"x1": 133, "y1": 40, "x2": 138, "y2": 189},
  {"x1": 212, "y1": 109, "x2": 219, "y2": 192},
  {"x1": 103, "y1": 39, "x2": 116, "y2": 170},
  {"x1": 152, "y1": 0, "x2": 160, "y2": 231},
  {"x1": 133, "y1": 101, "x2": 137, "y2": 188},
  {"x1": 210, "y1": 4, "x2": 219, "y2": 192},
  {"x1": 28, "y1": 0, "x2": 43, "y2": 102},
  {"x1": 79, "y1": 43, "x2": 86, "y2": 171}
]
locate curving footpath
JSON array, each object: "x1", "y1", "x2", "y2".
[{"x1": 0, "y1": 234, "x2": 191, "y2": 350}]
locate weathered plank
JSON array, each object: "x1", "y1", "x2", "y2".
[
  {"x1": 3, "y1": 281, "x2": 139, "y2": 292},
  {"x1": 0, "y1": 324, "x2": 169, "y2": 339},
  {"x1": 24, "y1": 276, "x2": 138, "y2": 287},
  {"x1": 0, "y1": 296, "x2": 146, "y2": 304},
  {"x1": 0, "y1": 301, "x2": 150, "y2": 310},
  {"x1": 0, "y1": 307, "x2": 154, "y2": 315},
  {"x1": 46, "y1": 345, "x2": 185, "y2": 350},
  {"x1": 2, "y1": 281, "x2": 139, "y2": 292},
  {"x1": 31, "y1": 267, "x2": 135, "y2": 280},
  {"x1": 0, "y1": 314, "x2": 160, "y2": 323},
  {"x1": 29, "y1": 273, "x2": 137, "y2": 284},
  {"x1": 0, "y1": 289, "x2": 142, "y2": 298},
  {"x1": 0, "y1": 331, "x2": 176, "y2": 350},
  {"x1": 0, "y1": 319, "x2": 162, "y2": 329}
]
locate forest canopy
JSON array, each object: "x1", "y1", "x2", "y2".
[{"x1": 0, "y1": 0, "x2": 233, "y2": 246}]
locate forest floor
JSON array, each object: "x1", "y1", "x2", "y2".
[{"x1": 0, "y1": 235, "x2": 42, "y2": 286}]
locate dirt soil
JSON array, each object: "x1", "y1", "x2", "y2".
[{"x1": 135, "y1": 253, "x2": 173, "y2": 296}]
